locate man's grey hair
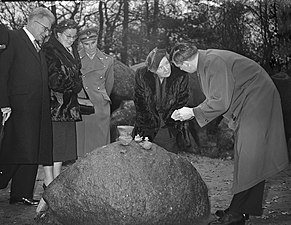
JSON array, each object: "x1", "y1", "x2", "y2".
[{"x1": 28, "y1": 7, "x2": 55, "y2": 24}]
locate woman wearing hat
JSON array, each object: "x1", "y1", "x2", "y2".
[
  {"x1": 36, "y1": 19, "x2": 83, "y2": 214},
  {"x1": 76, "y1": 27, "x2": 114, "y2": 157},
  {"x1": 133, "y1": 48, "x2": 190, "y2": 153}
]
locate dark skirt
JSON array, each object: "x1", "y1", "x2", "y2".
[
  {"x1": 153, "y1": 126, "x2": 178, "y2": 153},
  {"x1": 52, "y1": 122, "x2": 77, "y2": 162}
]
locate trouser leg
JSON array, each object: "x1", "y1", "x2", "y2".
[
  {"x1": 10, "y1": 164, "x2": 38, "y2": 199},
  {"x1": 0, "y1": 164, "x2": 18, "y2": 189},
  {"x1": 229, "y1": 180, "x2": 265, "y2": 216}
]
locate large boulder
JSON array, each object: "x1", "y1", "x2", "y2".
[
  {"x1": 42, "y1": 141, "x2": 210, "y2": 225},
  {"x1": 110, "y1": 59, "x2": 135, "y2": 112}
]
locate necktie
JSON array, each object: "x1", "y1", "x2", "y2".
[
  {"x1": 34, "y1": 40, "x2": 41, "y2": 52},
  {"x1": 67, "y1": 47, "x2": 73, "y2": 56}
]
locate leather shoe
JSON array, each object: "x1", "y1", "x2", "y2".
[
  {"x1": 215, "y1": 208, "x2": 230, "y2": 218},
  {"x1": 208, "y1": 212, "x2": 245, "y2": 225},
  {"x1": 215, "y1": 208, "x2": 249, "y2": 221},
  {"x1": 9, "y1": 197, "x2": 40, "y2": 206}
]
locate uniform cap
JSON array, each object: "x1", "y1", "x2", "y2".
[{"x1": 78, "y1": 27, "x2": 98, "y2": 42}]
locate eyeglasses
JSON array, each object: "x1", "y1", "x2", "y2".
[
  {"x1": 35, "y1": 21, "x2": 51, "y2": 34},
  {"x1": 63, "y1": 32, "x2": 77, "y2": 40}
]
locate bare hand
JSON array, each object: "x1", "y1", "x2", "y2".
[
  {"x1": 171, "y1": 107, "x2": 194, "y2": 121},
  {"x1": 1, "y1": 107, "x2": 12, "y2": 125}
]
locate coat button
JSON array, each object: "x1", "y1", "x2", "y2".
[
  {"x1": 97, "y1": 87, "x2": 100, "y2": 90},
  {"x1": 100, "y1": 76, "x2": 103, "y2": 79},
  {"x1": 85, "y1": 87, "x2": 89, "y2": 89}
]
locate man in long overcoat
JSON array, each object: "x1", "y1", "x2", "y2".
[
  {"x1": 0, "y1": 7, "x2": 55, "y2": 205},
  {"x1": 76, "y1": 28, "x2": 114, "y2": 157},
  {"x1": 170, "y1": 43, "x2": 289, "y2": 225}
]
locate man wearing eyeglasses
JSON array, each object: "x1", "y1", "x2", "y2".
[{"x1": 0, "y1": 7, "x2": 55, "y2": 206}]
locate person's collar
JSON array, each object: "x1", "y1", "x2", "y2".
[
  {"x1": 23, "y1": 26, "x2": 36, "y2": 44},
  {"x1": 192, "y1": 52, "x2": 199, "y2": 70},
  {"x1": 86, "y1": 52, "x2": 96, "y2": 60},
  {"x1": 79, "y1": 47, "x2": 102, "y2": 60},
  {"x1": 197, "y1": 49, "x2": 205, "y2": 75}
]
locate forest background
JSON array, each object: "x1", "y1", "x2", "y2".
[{"x1": 1, "y1": 0, "x2": 291, "y2": 76}]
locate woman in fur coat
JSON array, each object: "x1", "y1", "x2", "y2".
[
  {"x1": 133, "y1": 48, "x2": 190, "y2": 153},
  {"x1": 36, "y1": 19, "x2": 83, "y2": 214}
]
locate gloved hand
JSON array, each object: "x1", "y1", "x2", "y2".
[{"x1": 171, "y1": 107, "x2": 194, "y2": 121}]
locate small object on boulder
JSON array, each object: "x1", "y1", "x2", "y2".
[
  {"x1": 43, "y1": 141, "x2": 210, "y2": 225},
  {"x1": 140, "y1": 136, "x2": 152, "y2": 150},
  {"x1": 117, "y1": 125, "x2": 134, "y2": 146},
  {"x1": 134, "y1": 134, "x2": 142, "y2": 142},
  {"x1": 119, "y1": 135, "x2": 132, "y2": 146}
]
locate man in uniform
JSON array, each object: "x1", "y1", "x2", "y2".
[{"x1": 76, "y1": 27, "x2": 114, "y2": 157}]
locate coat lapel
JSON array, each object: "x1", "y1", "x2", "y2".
[{"x1": 19, "y1": 29, "x2": 40, "y2": 62}]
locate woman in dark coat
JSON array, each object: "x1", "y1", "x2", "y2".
[
  {"x1": 36, "y1": 19, "x2": 82, "y2": 213},
  {"x1": 133, "y1": 48, "x2": 189, "y2": 153}
]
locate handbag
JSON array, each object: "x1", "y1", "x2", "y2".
[{"x1": 78, "y1": 87, "x2": 95, "y2": 115}]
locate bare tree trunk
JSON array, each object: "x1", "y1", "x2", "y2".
[
  {"x1": 152, "y1": 0, "x2": 159, "y2": 45},
  {"x1": 145, "y1": 0, "x2": 150, "y2": 38},
  {"x1": 50, "y1": 2, "x2": 57, "y2": 24},
  {"x1": 98, "y1": 1, "x2": 104, "y2": 49},
  {"x1": 121, "y1": 0, "x2": 129, "y2": 65}
]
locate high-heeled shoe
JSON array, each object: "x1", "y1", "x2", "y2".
[
  {"x1": 215, "y1": 208, "x2": 249, "y2": 221},
  {"x1": 208, "y1": 211, "x2": 246, "y2": 225}
]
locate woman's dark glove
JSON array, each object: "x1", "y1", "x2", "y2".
[{"x1": 175, "y1": 121, "x2": 192, "y2": 150}]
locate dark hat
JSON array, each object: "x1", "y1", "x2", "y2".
[
  {"x1": 55, "y1": 19, "x2": 78, "y2": 34},
  {"x1": 78, "y1": 27, "x2": 98, "y2": 42},
  {"x1": 145, "y1": 48, "x2": 168, "y2": 73}
]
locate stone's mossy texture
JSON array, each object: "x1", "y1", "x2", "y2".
[{"x1": 44, "y1": 141, "x2": 210, "y2": 225}]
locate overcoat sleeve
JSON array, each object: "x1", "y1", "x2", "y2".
[
  {"x1": 194, "y1": 56, "x2": 234, "y2": 127},
  {"x1": 0, "y1": 35, "x2": 13, "y2": 107},
  {"x1": 105, "y1": 57, "x2": 114, "y2": 96}
]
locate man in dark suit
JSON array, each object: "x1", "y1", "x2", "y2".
[{"x1": 0, "y1": 7, "x2": 55, "y2": 206}]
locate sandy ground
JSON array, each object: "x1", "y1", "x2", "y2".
[{"x1": 0, "y1": 154, "x2": 290, "y2": 225}]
